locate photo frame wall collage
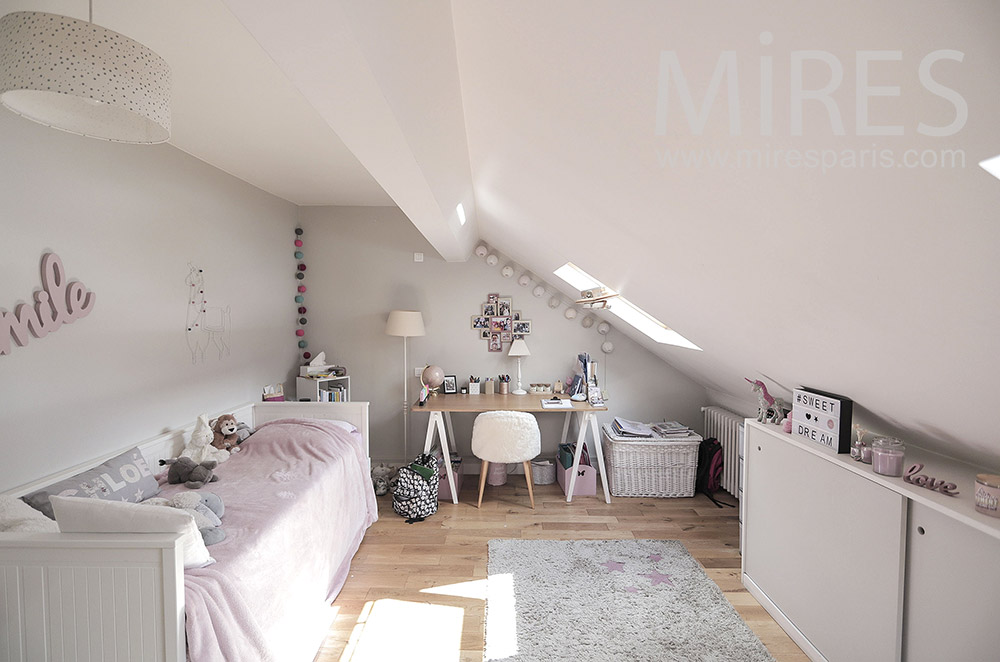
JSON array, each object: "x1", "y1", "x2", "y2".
[{"x1": 471, "y1": 292, "x2": 533, "y2": 352}]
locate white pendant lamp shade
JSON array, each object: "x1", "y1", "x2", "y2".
[{"x1": 0, "y1": 12, "x2": 171, "y2": 144}]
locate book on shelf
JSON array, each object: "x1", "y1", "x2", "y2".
[{"x1": 319, "y1": 385, "x2": 347, "y2": 402}]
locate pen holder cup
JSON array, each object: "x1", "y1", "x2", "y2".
[
  {"x1": 484, "y1": 380, "x2": 495, "y2": 395},
  {"x1": 499, "y1": 382, "x2": 509, "y2": 395},
  {"x1": 468, "y1": 382, "x2": 480, "y2": 395}
]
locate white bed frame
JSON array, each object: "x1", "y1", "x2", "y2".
[{"x1": 0, "y1": 401, "x2": 370, "y2": 662}]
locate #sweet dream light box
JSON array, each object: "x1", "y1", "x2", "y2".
[{"x1": 791, "y1": 387, "x2": 853, "y2": 454}]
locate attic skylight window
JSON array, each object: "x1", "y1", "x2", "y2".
[
  {"x1": 553, "y1": 263, "x2": 701, "y2": 350},
  {"x1": 457, "y1": 203, "x2": 467, "y2": 226},
  {"x1": 980, "y1": 154, "x2": 1000, "y2": 181}
]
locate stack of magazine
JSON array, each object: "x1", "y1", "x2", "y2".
[
  {"x1": 651, "y1": 421, "x2": 693, "y2": 438},
  {"x1": 611, "y1": 417, "x2": 654, "y2": 438},
  {"x1": 610, "y1": 417, "x2": 695, "y2": 439}
]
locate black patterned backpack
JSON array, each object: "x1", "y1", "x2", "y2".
[{"x1": 392, "y1": 453, "x2": 439, "y2": 522}]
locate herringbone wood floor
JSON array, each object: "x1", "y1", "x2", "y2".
[{"x1": 313, "y1": 480, "x2": 807, "y2": 662}]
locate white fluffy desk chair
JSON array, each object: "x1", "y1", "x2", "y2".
[{"x1": 471, "y1": 411, "x2": 541, "y2": 508}]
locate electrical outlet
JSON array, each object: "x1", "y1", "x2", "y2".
[
  {"x1": 414, "y1": 367, "x2": 423, "y2": 377},
  {"x1": 413, "y1": 252, "x2": 424, "y2": 262}
]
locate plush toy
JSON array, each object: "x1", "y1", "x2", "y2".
[
  {"x1": 181, "y1": 414, "x2": 230, "y2": 464},
  {"x1": 142, "y1": 491, "x2": 225, "y2": 545},
  {"x1": 211, "y1": 414, "x2": 240, "y2": 452},
  {"x1": 159, "y1": 456, "x2": 219, "y2": 489},
  {"x1": 235, "y1": 421, "x2": 254, "y2": 443},
  {"x1": 371, "y1": 463, "x2": 397, "y2": 497}
]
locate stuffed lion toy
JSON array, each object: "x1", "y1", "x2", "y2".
[{"x1": 211, "y1": 414, "x2": 240, "y2": 452}]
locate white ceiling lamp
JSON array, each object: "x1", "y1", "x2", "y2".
[
  {"x1": 517, "y1": 274, "x2": 531, "y2": 287},
  {"x1": 501, "y1": 265, "x2": 514, "y2": 278},
  {"x1": 0, "y1": 9, "x2": 171, "y2": 144}
]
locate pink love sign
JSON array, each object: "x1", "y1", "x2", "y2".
[
  {"x1": 1, "y1": 253, "x2": 95, "y2": 355},
  {"x1": 904, "y1": 463, "x2": 959, "y2": 496}
]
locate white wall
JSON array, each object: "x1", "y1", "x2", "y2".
[
  {"x1": 0, "y1": 112, "x2": 299, "y2": 492},
  {"x1": 298, "y1": 206, "x2": 709, "y2": 463}
]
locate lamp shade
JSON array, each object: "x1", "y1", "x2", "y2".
[
  {"x1": 385, "y1": 310, "x2": 425, "y2": 337},
  {"x1": 508, "y1": 338, "x2": 530, "y2": 357},
  {"x1": 0, "y1": 12, "x2": 171, "y2": 144}
]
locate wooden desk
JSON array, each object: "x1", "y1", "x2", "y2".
[{"x1": 414, "y1": 393, "x2": 610, "y2": 504}]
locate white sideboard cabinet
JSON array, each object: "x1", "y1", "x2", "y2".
[{"x1": 742, "y1": 420, "x2": 1000, "y2": 662}]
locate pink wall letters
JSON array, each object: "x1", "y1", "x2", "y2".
[
  {"x1": 904, "y1": 462, "x2": 960, "y2": 496},
  {"x1": 1, "y1": 253, "x2": 95, "y2": 355}
]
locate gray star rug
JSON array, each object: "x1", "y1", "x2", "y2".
[{"x1": 485, "y1": 539, "x2": 774, "y2": 662}]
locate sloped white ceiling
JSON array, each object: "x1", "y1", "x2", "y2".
[
  {"x1": 219, "y1": 0, "x2": 1000, "y2": 468},
  {"x1": 5, "y1": 1, "x2": 997, "y2": 467},
  {"x1": 0, "y1": 0, "x2": 392, "y2": 205},
  {"x1": 219, "y1": 0, "x2": 479, "y2": 260}
]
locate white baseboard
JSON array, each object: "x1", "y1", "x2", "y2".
[{"x1": 742, "y1": 572, "x2": 825, "y2": 662}]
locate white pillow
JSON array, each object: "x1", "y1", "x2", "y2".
[
  {"x1": 0, "y1": 495, "x2": 59, "y2": 532},
  {"x1": 328, "y1": 420, "x2": 357, "y2": 433},
  {"x1": 50, "y1": 496, "x2": 213, "y2": 569}
]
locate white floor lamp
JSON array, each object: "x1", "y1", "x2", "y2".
[
  {"x1": 385, "y1": 310, "x2": 425, "y2": 459},
  {"x1": 508, "y1": 338, "x2": 530, "y2": 395}
]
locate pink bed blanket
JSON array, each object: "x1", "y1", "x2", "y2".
[{"x1": 158, "y1": 418, "x2": 378, "y2": 662}]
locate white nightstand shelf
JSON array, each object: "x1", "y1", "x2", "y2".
[{"x1": 296, "y1": 375, "x2": 350, "y2": 402}]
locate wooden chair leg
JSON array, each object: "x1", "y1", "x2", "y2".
[
  {"x1": 523, "y1": 461, "x2": 535, "y2": 509},
  {"x1": 477, "y1": 460, "x2": 489, "y2": 509}
]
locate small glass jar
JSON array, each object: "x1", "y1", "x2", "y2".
[
  {"x1": 871, "y1": 437, "x2": 905, "y2": 476},
  {"x1": 851, "y1": 438, "x2": 865, "y2": 461}
]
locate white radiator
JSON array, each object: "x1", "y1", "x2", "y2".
[{"x1": 702, "y1": 406, "x2": 743, "y2": 498}]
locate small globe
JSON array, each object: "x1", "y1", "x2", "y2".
[{"x1": 421, "y1": 365, "x2": 445, "y2": 389}]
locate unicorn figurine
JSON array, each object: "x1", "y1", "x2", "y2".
[{"x1": 746, "y1": 378, "x2": 788, "y2": 424}]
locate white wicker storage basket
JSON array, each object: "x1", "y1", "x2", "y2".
[{"x1": 601, "y1": 424, "x2": 701, "y2": 498}]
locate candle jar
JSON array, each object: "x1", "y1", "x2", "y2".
[
  {"x1": 871, "y1": 437, "x2": 905, "y2": 476},
  {"x1": 975, "y1": 474, "x2": 1000, "y2": 518}
]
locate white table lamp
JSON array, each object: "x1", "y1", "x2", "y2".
[
  {"x1": 508, "y1": 338, "x2": 530, "y2": 395},
  {"x1": 385, "y1": 310, "x2": 425, "y2": 457}
]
